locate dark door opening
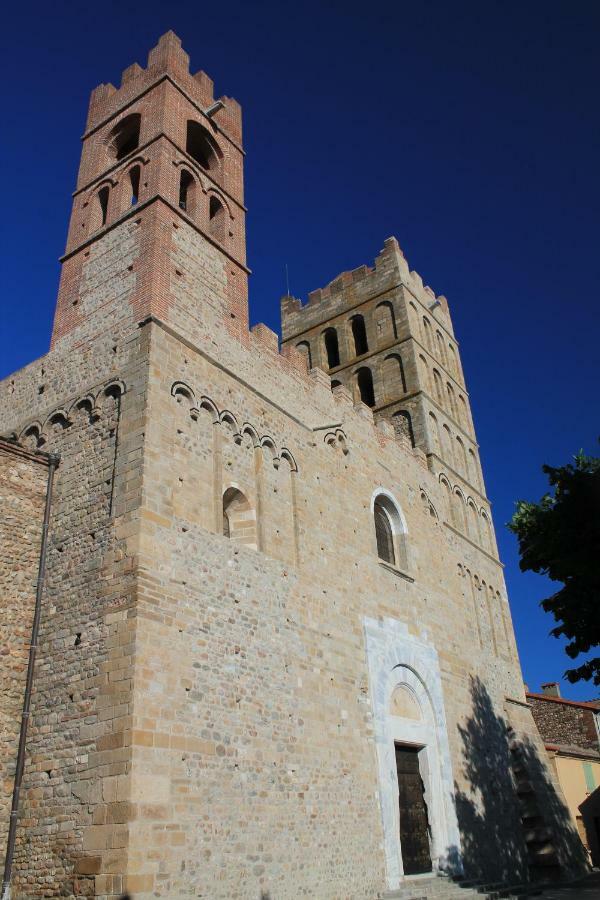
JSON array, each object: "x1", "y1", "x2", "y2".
[{"x1": 395, "y1": 744, "x2": 432, "y2": 875}]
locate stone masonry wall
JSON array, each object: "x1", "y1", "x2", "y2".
[
  {"x1": 0, "y1": 443, "x2": 48, "y2": 861},
  {"x1": 0, "y1": 324, "x2": 149, "y2": 898},
  {"x1": 528, "y1": 695, "x2": 600, "y2": 752}
]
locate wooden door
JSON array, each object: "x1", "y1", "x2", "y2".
[{"x1": 395, "y1": 745, "x2": 432, "y2": 875}]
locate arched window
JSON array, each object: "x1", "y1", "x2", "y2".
[
  {"x1": 373, "y1": 492, "x2": 409, "y2": 571},
  {"x1": 186, "y1": 120, "x2": 220, "y2": 170},
  {"x1": 419, "y1": 354, "x2": 431, "y2": 393},
  {"x1": 436, "y1": 330, "x2": 447, "y2": 364},
  {"x1": 392, "y1": 411, "x2": 415, "y2": 448},
  {"x1": 375, "y1": 301, "x2": 397, "y2": 343},
  {"x1": 383, "y1": 353, "x2": 407, "y2": 399},
  {"x1": 440, "y1": 477, "x2": 454, "y2": 524},
  {"x1": 467, "y1": 500, "x2": 480, "y2": 543},
  {"x1": 456, "y1": 436, "x2": 468, "y2": 476},
  {"x1": 356, "y1": 367, "x2": 375, "y2": 407},
  {"x1": 128, "y1": 166, "x2": 140, "y2": 206},
  {"x1": 422, "y1": 316, "x2": 434, "y2": 352},
  {"x1": 448, "y1": 344, "x2": 459, "y2": 376},
  {"x1": 222, "y1": 487, "x2": 257, "y2": 550},
  {"x1": 98, "y1": 186, "x2": 109, "y2": 227},
  {"x1": 179, "y1": 169, "x2": 195, "y2": 214},
  {"x1": 453, "y1": 489, "x2": 467, "y2": 532},
  {"x1": 209, "y1": 194, "x2": 226, "y2": 240},
  {"x1": 481, "y1": 512, "x2": 494, "y2": 553},
  {"x1": 350, "y1": 314, "x2": 369, "y2": 356},
  {"x1": 433, "y1": 369, "x2": 444, "y2": 405},
  {"x1": 468, "y1": 449, "x2": 479, "y2": 489},
  {"x1": 458, "y1": 395, "x2": 469, "y2": 430},
  {"x1": 442, "y1": 424, "x2": 455, "y2": 466},
  {"x1": 447, "y1": 383, "x2": 458, "y2": 419},
  {"x1": 296, "y1": 341, "x2": 312, "y2": 369},
  {"x1": 323, "y1": 328, "x2": 340, "y2": 368},
  {"x1": 107, "y1": 113, "x2": 141, "y2": 161},
  {"x1": 428, "y1": 411, "x2": 441, "y2": 454},
  {"x1": 331, "y1": 379, "x2": 342, "y2": 390}
]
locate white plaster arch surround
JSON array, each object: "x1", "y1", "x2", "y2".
[
  {"x1": 364, "y1": 617, "x2": 462, "y2": 889},
  {"x1": 370, "y1": 486, "x2": 408, "y2": 535}
]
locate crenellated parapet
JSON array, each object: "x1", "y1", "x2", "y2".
[
  {"x1": 281, "y1": 236, "x2": 452, "y2": 342},
  {"x1": 85, "y1": 31, "x2": 242, "y2": 147}
]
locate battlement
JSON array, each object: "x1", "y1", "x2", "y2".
[
  {"x1": 281, "y1": 236, "x2": 452, "y2": 341},
  {"x1": 86, "y1": 32, "x2": 242, "y2": 145}
]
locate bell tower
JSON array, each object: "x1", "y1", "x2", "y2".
[{"x1": 51, "y1": 31, "x2": 248, "y2": 349}]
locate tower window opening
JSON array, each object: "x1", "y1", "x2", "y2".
[
  {"x1": 108, "y1": 113, "x2": 141, "y2": 161},
  {"x1": 323, "y1": 328, "x2": 340, "y2": 369},
  {"x1": 356, "y1": 366, "x2": 375, "y2": 407},
  {"x1": 98, "y1": 186, "x2": 109, "y2": 227},
  {"x1": 350, "y1": 314, "x2": 369, "y2": 356},
  {"x1": 179, "y1": 170, "x2": 195, "y2": 213},
  {"x1": 187, "y1": 120, "x2": 220, "y2": 170},
  {"x1": 209, "y1": 195, "x2": 226, "y2": 240},
  {"x1": 129, "y1": 166, "x2": 140, "y2": 206}
]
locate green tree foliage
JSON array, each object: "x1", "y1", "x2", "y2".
[{"x1": 508, "y1": 450, "x2": 600, "y2": 684}]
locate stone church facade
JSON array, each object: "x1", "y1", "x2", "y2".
[{"x1": 0, "y1": 32, "x2": 586, "y2": 900}]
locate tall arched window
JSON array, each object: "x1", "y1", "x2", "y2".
[
  {"x1": 222, "y1": 487, "x2": 257, "y2": 550},
  {"x1": 436, "y1": 330, "x2": 447, "y2": 364},
  {"x1": 383, "y1": 354, "x2": 407, "y2": 399},
  {"x1": 179, "y1": 169, "x2": 195, "y2": 214},
  {"x1": 350, "y1": 315, "x2": 369, "y2": 355},
  {"x1": 433, "y1": 369, "x2": 444, "y2": 405},
  {"x1": 373, "y1": 491, "x2": 409, "y2": 571},
  {"x1": 374, "y1": 501, "x2": 395, "y2": 565},
  {"x1": 323, "y1": 328, "x2": 340, "y2": 368},
  {"x1": 356, "y1": 367, "x2": 375, "y2": 407},
  {"x1": 209, "y1": 194, "x2": 226, "y2": 240},
  {"x1": 423, "y1": 317, "x2": 434, "y2": 352},
  {"x1": 296, "y1": 341, "x2": 312, "y2": 369},
  {"x1": 107, "y1": 113, "x2": 141, "y2": 161},
  {"x1": 375, "y1": 301, "x2": 397, "y2": 343},
  {"x1": 187, "y1": 120, "x2": 221, "y2": 171}
]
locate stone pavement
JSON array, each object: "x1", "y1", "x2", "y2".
[{"x1": 540, "y1": 872, "x2": 600, "y2": 899}]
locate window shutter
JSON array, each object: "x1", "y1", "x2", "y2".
[{"x1": 375, "y1": 503, "x2": 395, "y2": 565}]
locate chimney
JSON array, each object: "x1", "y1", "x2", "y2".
[{"x1": 541, "y1": 682, "x2": 561, "y2": 698}]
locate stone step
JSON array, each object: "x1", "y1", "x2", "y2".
[{"x1": 379, "y1": 878, "x2": 546, "y2": 900}]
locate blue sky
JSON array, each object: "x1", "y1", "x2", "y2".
[{"x1": 1, "y1": 1, "x2": 598, "y2": 697}]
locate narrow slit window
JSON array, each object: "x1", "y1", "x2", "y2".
[
  {"x1": 98, "y1": 186, "x2": 109, "y2": 226},
  {"x1": 129, "y1": 166, "x2": 140, "y2": 206}
]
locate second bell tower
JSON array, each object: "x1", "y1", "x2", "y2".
[{"x1": 51, "y1": 31, "x2": 248, "y2": 349}]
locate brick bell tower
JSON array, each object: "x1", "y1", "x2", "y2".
[{"x1": 51, "y1": 31, "x2": 248, "y2": 350}]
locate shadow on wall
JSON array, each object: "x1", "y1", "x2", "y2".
[
  {"x1": 452, "y1": 677, "x2": 588, "y2": 884},
  {"x1": 580, "y1": 786, "x2": 600, "y2": 867}
]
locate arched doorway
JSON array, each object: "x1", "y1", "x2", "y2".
[{"x1": 364, "y1": 618, "x2": 462, "y2": 889}]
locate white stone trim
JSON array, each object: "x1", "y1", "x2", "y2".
[
  {"x1": 364, "y1": 616, "x2": 462, "y2": 890},
  {"x1": 370, "y1": 487, "x2": 408, "y2": 534}
]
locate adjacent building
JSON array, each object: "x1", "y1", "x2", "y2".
[{"x1": 528, "y1": 682, "x2": 600, "y2": 864}]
